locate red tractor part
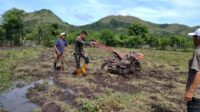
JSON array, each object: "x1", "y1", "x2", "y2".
[{"x1": 92, "y1": 42, "x2": 144, "y2": 77}]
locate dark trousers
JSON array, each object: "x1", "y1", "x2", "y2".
[
  {"x1": 187, "y1": 98, "x2": 200, "y2": 112},
  {"x1": 74, "y1": 52, "x2": 89, "y2": 68}
]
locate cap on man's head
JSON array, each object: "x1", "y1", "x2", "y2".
[
  {"x1": 188, "y1": 28, "x2": 200, "y2": 37},
  {"x1": 60, "y1": 32, "x2": 66, "y2": 36}
]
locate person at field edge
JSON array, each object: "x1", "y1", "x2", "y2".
[
  {"x1": 185, "y1": 28, "x2": 200, "y2": 112},
  {"x1": 54, "y1": 32, "x2": 68, "y2": 71},
  {"x1": 73, "y1": 31, "x2": 96, "y2": 77}
]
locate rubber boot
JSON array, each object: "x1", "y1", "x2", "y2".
[
  {"x1": 76, "y1": 68, "x2": 82, "y2": 77},
  {"x1": 81, "y1": 64, "x2": 87, "y2": 75},
  {"x1": 61, "y1": 64, "x2": 64, "y2": 71},
  {"x1": 54, "y1": 62, "x2": 57, "y2": 70}
]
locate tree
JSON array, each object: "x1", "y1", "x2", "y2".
[
  {"x1": 100, "y1": 29, "x2": 115, "y2": 46},
  {"x1": 50, "y1": 23, "x2": 59, "y2": 36},
  {"x1": 127, "y1": 36, "x2": 145, "y2": 48},
  {"x1": 127, "y1": 23, "x2": 149, "y2": 48},
  {"x1": 147, "y1": 35, "x2": 161, "y2": 48},
  {"x1": 0, "y1": 26, "x2": 6, "y2": 45},
  {"x1": 2, "y1": 8, "x2": 25, "y2": 46},
  {"x1": 87, "y1": 32, "x2": 101, "y2": 42},
  {"x1": 160, "y1": 37, "x2": 171, "y2": 50},
  {"x1": 33, "y1": 23, "x2": 55, "y2": 47},
  {"x1": 128, "y1": 23, "x2": 148, "y2": 36}
]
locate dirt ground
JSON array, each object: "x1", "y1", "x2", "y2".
[{"x1": 3, "y1": 47, "x2": 188, "y2": 112}]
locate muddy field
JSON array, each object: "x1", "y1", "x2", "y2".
[{"x1": 0, "y1": 47, "x2": 189, "y2": 112}]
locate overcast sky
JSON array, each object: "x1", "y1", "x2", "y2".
[{"x1": 0, "y1": 0, "x2": 200, "y2": 26}]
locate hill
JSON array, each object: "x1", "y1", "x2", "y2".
[
  {"x1": 21, "y1": 9, "x2": 198, "y2": 36},
  {"x1": 81, "y1": 15, "x2": 198, "y2": 36},
  {"x1": 23, "y1": 9, "x2": 72, "y2": 31}
]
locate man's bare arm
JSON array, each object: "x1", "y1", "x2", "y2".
[
  {"x1": 185, "y1": 71, "x2": 200, "y2": 101},
  {"x1": 54, "y1": 45, "x2": 59, "y2": 54},
  {"x1": 190, "y1": 72, "x2": 200, "y2": 92}
]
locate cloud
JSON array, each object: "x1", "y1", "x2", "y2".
[
  {"x1": 168, "y1": 0, "x2": 200, "y2": 8},
  {"x1": 109, "y1": 0, "x2": 200, "y2": 26},
  {"x1": 74, "y1": 13, "x2": 93, "y2": 22},
  {"x1": 111, "y1": 7, "x2": 179, "y2": 22},
  {"x1": 131, "y1": 7, "x2": 178, "y2": 19},
  {"x1": 69, "y1": 0, "x2": 120, "y2": 25},
  {"x1": 84, "y1": 0, "x2": 119, "y2": 9},
  {"x1": 114, "y1": 10, "x2": 129, "y2": 16}
]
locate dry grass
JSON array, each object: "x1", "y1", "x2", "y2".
[{"x1": 1, "y1": 46, "x2": 192, "y2": 112}]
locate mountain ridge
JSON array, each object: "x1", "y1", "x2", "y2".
[{"x1": 21, "y1": 9, "x2": 199, "y2": 35}]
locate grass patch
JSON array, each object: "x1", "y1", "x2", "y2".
[
  {"x1": 77, "y1": 90, "x2": 150, "y2": 112},
  {"x1": 0, "y1": 47, "x2": 40, "y2": 91},
  {"x1": 0, "y1": 46, "x2": 191, "y2": 111}
]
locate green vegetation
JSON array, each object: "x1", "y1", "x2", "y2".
[
  {"x1": 1, "y1": 8, "x2": 25, "y2": 46},
  {"x1": 0, "y1": 8, "x2": 71, "y2": 46},
  {"x1": 0, "y1": 47, "x2": 40, "y2": 91},
  {"x1": 80, "y1": 101, "x2": 98, "y2": 112},
  {"x1": 0, "y1": 8, "x2": 196, "y2": 51},
  {"x1": 83, "y1": 24, "x2": 193, "y2": 50},
  {"x1": 77, "y1": 91, "x2": 150, "y2": 112}
]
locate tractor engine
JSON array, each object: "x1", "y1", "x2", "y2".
[
  {"x1": 101, "y1": 52, "x2": 143, "y2": 77},
  {"x1": 92, "y1": 41, "x2": 144, "y2": 78}
]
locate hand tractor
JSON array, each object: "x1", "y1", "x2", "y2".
[{"x1": 92, "y1": 42, "x2": 144, "y2": 78}]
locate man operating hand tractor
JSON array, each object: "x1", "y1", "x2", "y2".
[{"x1": 73, "y1": 31, "x2": 96, "y2": 76}]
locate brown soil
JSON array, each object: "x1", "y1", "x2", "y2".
[
  {"x1": 88, "y1": 73, "x2": 140, "y2": 93},
  {"x1": 13, "y1": 48, "x2": 187, "y2": 111},
  {"x1": 26, "y1": 67, "x2": 186, "y2": 110},
  {"x1": 42, "y1": 102, "x2": 61, "y2": 112}
]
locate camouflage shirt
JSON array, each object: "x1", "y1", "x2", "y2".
[{"x1": 74, "y1": 36, "x2": 90, "y2": 54}]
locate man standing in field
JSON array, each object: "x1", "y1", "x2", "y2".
[
  {"x1": 185, "y1": 28, "x2": 200, "y2": 112},
  {"x1": 73, "y1": 31, "x2": 96, "y2": 77},
  {"x1": 54, "y1": 32, "x2": 68, "y2": 71}
]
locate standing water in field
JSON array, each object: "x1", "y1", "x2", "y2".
[{"x1": 0, "y1": 77, "x2": 54, "y2": 112}]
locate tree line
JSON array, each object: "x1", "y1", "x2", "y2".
[{"x1": 0, "y1": 8, "x2": 193, "y2": 51}]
